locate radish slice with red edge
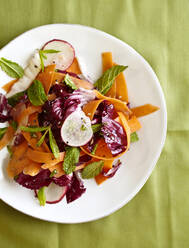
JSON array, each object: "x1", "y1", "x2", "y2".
[
  {"x1": 42, "y1": 39, "x2": 75, "y2": 70},
  {"x1": 35, "y1": 183, "x2": 68, "y2": 205}
]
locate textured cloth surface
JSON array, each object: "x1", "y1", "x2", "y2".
[{"x1": 0, "y1": 0, "x2": 189, "y2": 247}]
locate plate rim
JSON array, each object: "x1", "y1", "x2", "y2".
[{"x1": 0, "y1": 23, "x2": 167, "y2": 223}]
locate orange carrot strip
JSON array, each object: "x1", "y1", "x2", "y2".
[
  {"x1": 102, "y1": 52, "x2": 116, "y2": 98},
  {"x1": 41, "y1": 154, "x2": 65, "y2": 169},
  {"x1": 17, "y1": 106, "x2": 41, "y2": 127},
  {"x1": 26, "y1": 148, "x2": 64, "y2": 163},
  {"x1": 94, "y1": 159, "x2": 114, "y2": 185},
  {"x1": 36, "y1": 65, "x2": 56, "y2": 94},
  {"x1": 48, "y1": 162, "x2": 65, "y2": 178},
  {"x1": 131, "y1": 104, "x2": 159, "y2": 118},
  {"x1": 81, "y1": 138, "x2": 114, "y2": 161},
  {"x1": 27, "y1": 113, "x2": 50, "y2": 152},
  {"x1": 2, "y1": 79, "x2": 18, "y2": 93},
  {"x1": 114, "y1": 62, "x2": 128, "y2": 102},
  {"x1": 7, "y1": 141, "x2": 28, "y2": 178},
  {"x1": 95, "y1": 160, "x2": 114, "y2": 185},
  {"x1": 23, "y1": 161, "x2": 41, "y2": 176},
  {"x1": 49, "y1": 162, "x2": 86, "y2": 178},
  {"x1": 102, "y1": 52, "x2": 113, "y2": 72},
  {"x1": 67, "y1": 57, "x2": 81, "y2": 74},
  {"x1": 128, "y1": 115, "x2": 142, "y2": 133},
  {"x1": 82, "y1": 99, "x2": 103, "y2": 120},
  {"x1": 117, "y1": 112, "x2": 131, "y2": 149},
  {"x1": 0, "y1": 126, "x2": 15, "y2": 150},
  {"x1": 22, "y1": 132, "x2": 44, "y2": 152},
  {"x1": 12, "y1": 140, "x2": 28, "y2": 158},
  {"x1": 53, "y1": 72, "x2": 93, "y2": 90},
  {"x1": 94, "y1": 90, "x2": 131, "y2": 116}
]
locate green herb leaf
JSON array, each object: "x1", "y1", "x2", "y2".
[
  {"x1": 81, "y1": 161, "x2": 104, "y2": 179},
  {"x1": 63, "y1": 146, "x2": 80, "y2": 174},
  {"x1": 64, "y1": 74, "x2": 78, "y2": 90},
  {"x1": 39, "y1": 50, "x2": 45, "y2": 72},
  {"x1": 0, "y1": 127, "x2": 7, "y2": 139},
  {"x1": 91, "y1": 124, "x2": 102, "y2": 133},
  {"x1": 39, "y1": 49, "x2": 60, "y2": 72},
  {"x1": 7, "y1": 145, "x2": 13, "y2": 157},
  {"x1": 91, "y1": 143, "x2": 98, "y2": 155},
  {"x1": 27, "y1": 80, "x2": 47, "y2": 106},
  {"x1": 49, "y1": 128, "x2": 60, "y2": 158},
  {"x1": 50, "y1": 169, "x2": 57, "y2": 178},
  {"x1": 10, "y1": 120, "x2": 18, "y2": 130},
  {"x1": 20, "y1": 126, "x2": 49, "y2": 132},
  {"x1": 36, "y1": 128, "x2": 49, "y2": 147},
  {"x1": 94, "y1": 65, "x2": 128, "y2": 95},
  {"x1": 130, "y1": 132, "x2": 139, "y2": 143},
  {"x1": 7, "y1": 91, "x2": 26, "y2": 107},
  {"x1": 37, "y1": 187, "x2": 46, "y2": 206},
  {"x1": 0, "y1": 57, "x2": 24, "y2": 78},
  {"x1": 43, "y1": 49, "x2": 60, "y2": 54},
  {"x1": 80, "y1": 124, "x2": 87, "y2": 131}
]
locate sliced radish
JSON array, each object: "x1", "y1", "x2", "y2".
[
  {"x1": 46, "y1": 184, "x2": 68, "y2": 204},
  {"x1": 61, "y1": 109, "x2": 93, "y2": 147},
  {"x1": 42, "y1": 39, "x2": 75, "y2": 70},
  {"x1": 35, "y1": 183, "x2": 68, "y2": 204},
  {"x1": 6, "y1": 51, "x2": 41, "y2": 98}
]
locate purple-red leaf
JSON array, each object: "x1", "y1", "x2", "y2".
[{"x1": 66, "y1": 172, "x2": 86, "y2": 203}]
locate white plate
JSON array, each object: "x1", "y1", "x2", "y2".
[{"x1": 0, "y1": 24, "x2": 167, "y2": 223}]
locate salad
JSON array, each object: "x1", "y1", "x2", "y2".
[{"x1": 0, "y1": 39, "x2": 159, "y2": 205}]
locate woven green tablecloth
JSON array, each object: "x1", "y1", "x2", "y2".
[{"x1": 0, "y1": 0, "x2": 189, "y2": 247}]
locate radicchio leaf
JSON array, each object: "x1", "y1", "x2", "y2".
[
  {"x1": 0, "y1": 93, "x2": 12, "y2": 122},
  {"x1": 66, "y1": 172, "x2": 86, "y2": 203},
  {"x1": 53, "y1": 174, "x2": 72, "y2": 187},
  {"x1": 77, "y1": 154, "x2": 92, "y2": 166},
  {"x1": 15, "y1": 169, "x2": 52, "y2": 190},
  {"x1": 102, "y1": 160, "x2": 122, "y2": 178},
  {"x1": 91, "y1": 101, "x2": 127, "y2": 156},
  {"x1": 57, "y1": 70, "x2": 80, "y2": 79}
]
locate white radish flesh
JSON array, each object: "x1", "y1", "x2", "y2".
[
  {"x1": 42, "y1": 39, "x2": 75, "y2": 71},
  {"x1": 45, "y1": 183, "x2": 67, "y2": 204},
  {"x1": 61, "y1": 110, "x2": 93, "y2": 147},
  {"x1": 6, "y1": 51, "x2": 41, "y2": 98}
]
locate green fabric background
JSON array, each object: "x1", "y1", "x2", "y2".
[{"x1": 0, "y1": 0, "x2": 189, "y2": 247}]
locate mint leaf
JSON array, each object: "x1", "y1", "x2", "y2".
[
  {"x1": 0, "y1": 57, "x2": 24, "y2": 78},
  {"x1": 7, "y1": 91, "x2": 26, "y2": 107},
  {"x1": 91, "y1": 143, "x2": 98, "y2": 155},
  {"x1": 20, "y1": 126, "x2": 49, "y2": 132},
  {"x1": 49, "y1": 128, "x2": 60, "y2": 158},
  {"x1": 39, "y1": 50, "x2": 45, "y2": 72},
  {"x1": 50, "y1": 169, "x2": 57, "y2": 178},
  {"x1": 10, "y1": 120, "x2": 18, "y2": 131},
  {"x1": 81, "y1": 161, "x2": 104, "y2": 179},
  {"x1": 91, "y1": 124, "x2": 102, "y2": 133},
  {"x1": 63, "y1": 147, "x2": 80, "y2": 174},
  {"x1": 7, "y1": 145, "x2": 13, "y2": 157},
  {"x1": 0, "y1": 127, "x2": 7, "y2": 139},
  {"x1": 43, "y1": 49, "x2": 60, "y2": 54},
  {"x1": 27, "y1": 80, "x2": 47, "y2": 106},
  {"x1": 94, "y1": 65, "x2": 128, "y2": 95},
  {"x1": 36, "y1": 128, "x2": 49, "y2": 147},
  {"x1": 64, "y1": 74, "x2": 78, "y2": 90},
  {"x1": 37, "y1": 187, "x2": 46, "y2": 206},
  {"x1": 130, "y1": 132, "x2": 139, "y2": 143},
  {"x1": 39, "y1": 49, "x2": 60, "y2": 72}
]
